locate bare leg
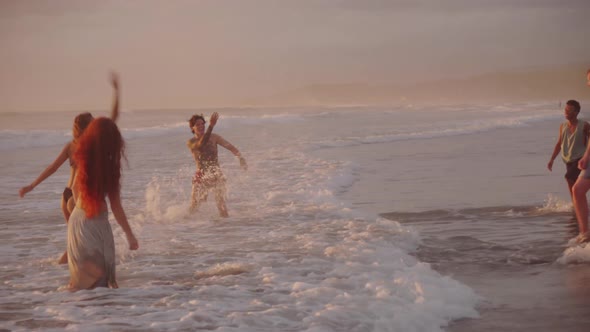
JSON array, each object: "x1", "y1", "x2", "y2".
[
  {"x1": 572, "y1": 177, "x2": 590, "y2": 235},
  {"x1": 190, "y1": 183, "x2": 199, "y2": 213},
  {"x1": 215, "y1": 184, "x2": 229, "y2": 218},
  {"x1": 567, "y1": 177, "x2": 577, "y2": 206},
  {"x1": 59, "y1": 197, "x2": 70, "y2": 265},
  {"x1": 190, "y1": 183, "x2": 204, "y2": 214}
]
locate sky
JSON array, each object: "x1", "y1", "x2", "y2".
[{"x1": 1, "y1": 0, "x2": 589, "y2": 111}]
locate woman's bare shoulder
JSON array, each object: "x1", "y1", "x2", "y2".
[{"x1": 64, "y1": 141, "x2": 74, "y2": 155}]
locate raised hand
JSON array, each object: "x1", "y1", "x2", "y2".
[
  {"x1": 239, "y1": 156, "x2": 248, "y2": 171},
  {"x1": 110, "y1": 72, "x2": 120, "y2": 90},
  {"x1": 210, "y1": 112, "x2": 219, "y2": 127},
  {"x1": 127, "y1": 233, "x2": 139, "y2": 250},
  {"x1": 19, "y1": 184, "x2": 33, "y2": 198}
]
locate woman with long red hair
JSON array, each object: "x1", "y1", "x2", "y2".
[
  {"x1": 19, "y1": 73, "x2": 120, "y2": 264},
  {"x1": 68, "y1": 117, "x2": 138, "y2": 290}
]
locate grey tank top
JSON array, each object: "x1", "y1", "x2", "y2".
[{"x1": 561, "y1": 120, "x2": 586, "y2": 163}]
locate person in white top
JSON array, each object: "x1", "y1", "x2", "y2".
[{"x1": 547, "y1": 100, "x2": 590, "y2": 203}]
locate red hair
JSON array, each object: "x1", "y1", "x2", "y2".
[{"x1": 74, "y1": 117, "x2": 125, "y2": 218}]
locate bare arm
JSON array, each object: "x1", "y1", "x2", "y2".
[
  {"x1": 578, "y1": 124, "x2": 590, "y2": 171},
  {"x1": 579, "y1": 145, "x2": 590, "y2": 171},
  {"x1": 109, "y1": 72, "x2": 120, "y2": 122},
  {"x1": 548, "y1": 124, "x2": 563, "y2": 172},
  {"x1": 584, "y1": 121, "x2": 590, "y2": 146},
  {"x1": 217, "y1": 135, "x2": 247, "y2": 170},
  {"x1": 582, "y1": 75, "x2": 590, "y2": 168},
  {"x1": 19, "y1": 143, "x2": 71, "y2": 197},
  {"x1": 108, "y1": 191, "x2": 138, "y2": 250}
]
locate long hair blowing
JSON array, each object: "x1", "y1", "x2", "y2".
[{"x1": 74, "y1": 117, "x2": 125, "y2": 218}]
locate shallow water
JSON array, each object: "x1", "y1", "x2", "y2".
[
  {"x1": 382, "y1": 205, "x2": 590, "y2": 331},
  {"x1": 2, "y1": 102, "x2": 590, "y2": 331}
]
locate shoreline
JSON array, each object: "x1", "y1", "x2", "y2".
[
  {"x1": 381, "y1": 208, "x2": 590, "y2": 331},
  {"x1": 445, "y1": 263, "x2": 590, "y2": 332}
]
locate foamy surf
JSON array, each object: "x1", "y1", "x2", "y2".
[{"x1": 4, "y1": 102, "x2": 576, "y2": 331}]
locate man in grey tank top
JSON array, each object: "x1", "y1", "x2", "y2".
[{"x1": 547, "y1": 100, "x2": 589, "y2": 204}]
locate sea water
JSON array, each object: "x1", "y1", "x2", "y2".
[{"x1": 1, "y1": 102, "x2": 589, "y2": 331}]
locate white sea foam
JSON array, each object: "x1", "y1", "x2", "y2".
[
  {"x1": 0, "y1": 112, "x2": 311, "y2": 151},
  {"x1": 8, "y1": 102, "x2": 570, "y2": 331},
  {"x1": 1, "y1": 103, "x2": 560, "y2": 152},
  {"x1": 557, "y1": 240, "x2": 590, "y2": 264},
  {"x1": 536, "y1": 194, "x2": 573, "y2": 213}
]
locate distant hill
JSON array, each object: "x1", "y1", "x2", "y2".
[{"x1": 252, "y1": 63, "x2": 590, "y2": 106}]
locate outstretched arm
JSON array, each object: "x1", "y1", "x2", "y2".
[
  {"x1": 108, "y1": 191, "x2": 139, "y2": 250},
  {"x1": 217, "y1": 136, "x2": 247, "y2": 170},
  {"x1": 19, "y1": 143, "x2": 70, "y2": 197},
  {"x1": 109, "y1": 72, "x2": 120, "y2": 122}
]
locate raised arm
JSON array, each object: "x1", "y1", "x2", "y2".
[
  {"x1": 548, "y1": 124, "x2": 563, "y2": 172},
  {"x1": 217, "y1": 136, "x2": 247, "y2": 170},
  {"x1": 108, "y1": 191, "x2": 139, "y2": 250},
  {"x1": 109, "y1": 72, "x2": 120, "y2": 122},
  {"x1": 199, "y1": 112, "x2": 218, "y2": 146},
  {"x1": 19, "y1": 143, "x2": 71, "y2": 197}
]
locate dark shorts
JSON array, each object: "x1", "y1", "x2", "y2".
[
  {"x1": 565, "y1": 159, "x2": 582, "y2": 182},
  {"x1": 63, "y1": 187, "x2": 73, "y2": 202}
]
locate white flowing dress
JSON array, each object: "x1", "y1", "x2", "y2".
[{"x1": 67, "y1": 207, "x2": 118, "y2": 290}]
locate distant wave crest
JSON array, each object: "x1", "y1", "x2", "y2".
[{"x1": 312, "y1": 113, "x2": 560, "y2": 149}]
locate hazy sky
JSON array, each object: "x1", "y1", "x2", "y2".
[{"x1": 1, "y1": 0, "x2": 589, "y2": 111}]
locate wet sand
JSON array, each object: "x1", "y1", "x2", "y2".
[
  {"x1": 382, "y1": 208, "x2": 590, "y2": 332},
  {"x1": 445, "y1": 262, "x2": 590, "y2": 332}
]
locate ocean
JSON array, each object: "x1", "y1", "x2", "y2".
[{"x1": 1, "y1": 102, "x2": 590, "y2": 331}]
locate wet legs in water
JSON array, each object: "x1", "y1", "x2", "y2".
[
  {"x1": 59, "y1": 195, "x2": 71, "y2": 264},
  {"x1": 572, "y1": 177, "x2": 590, "y2": 241},
  {"x1": 190, "y1": 183, "x2": 229, "y2": 218}
]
